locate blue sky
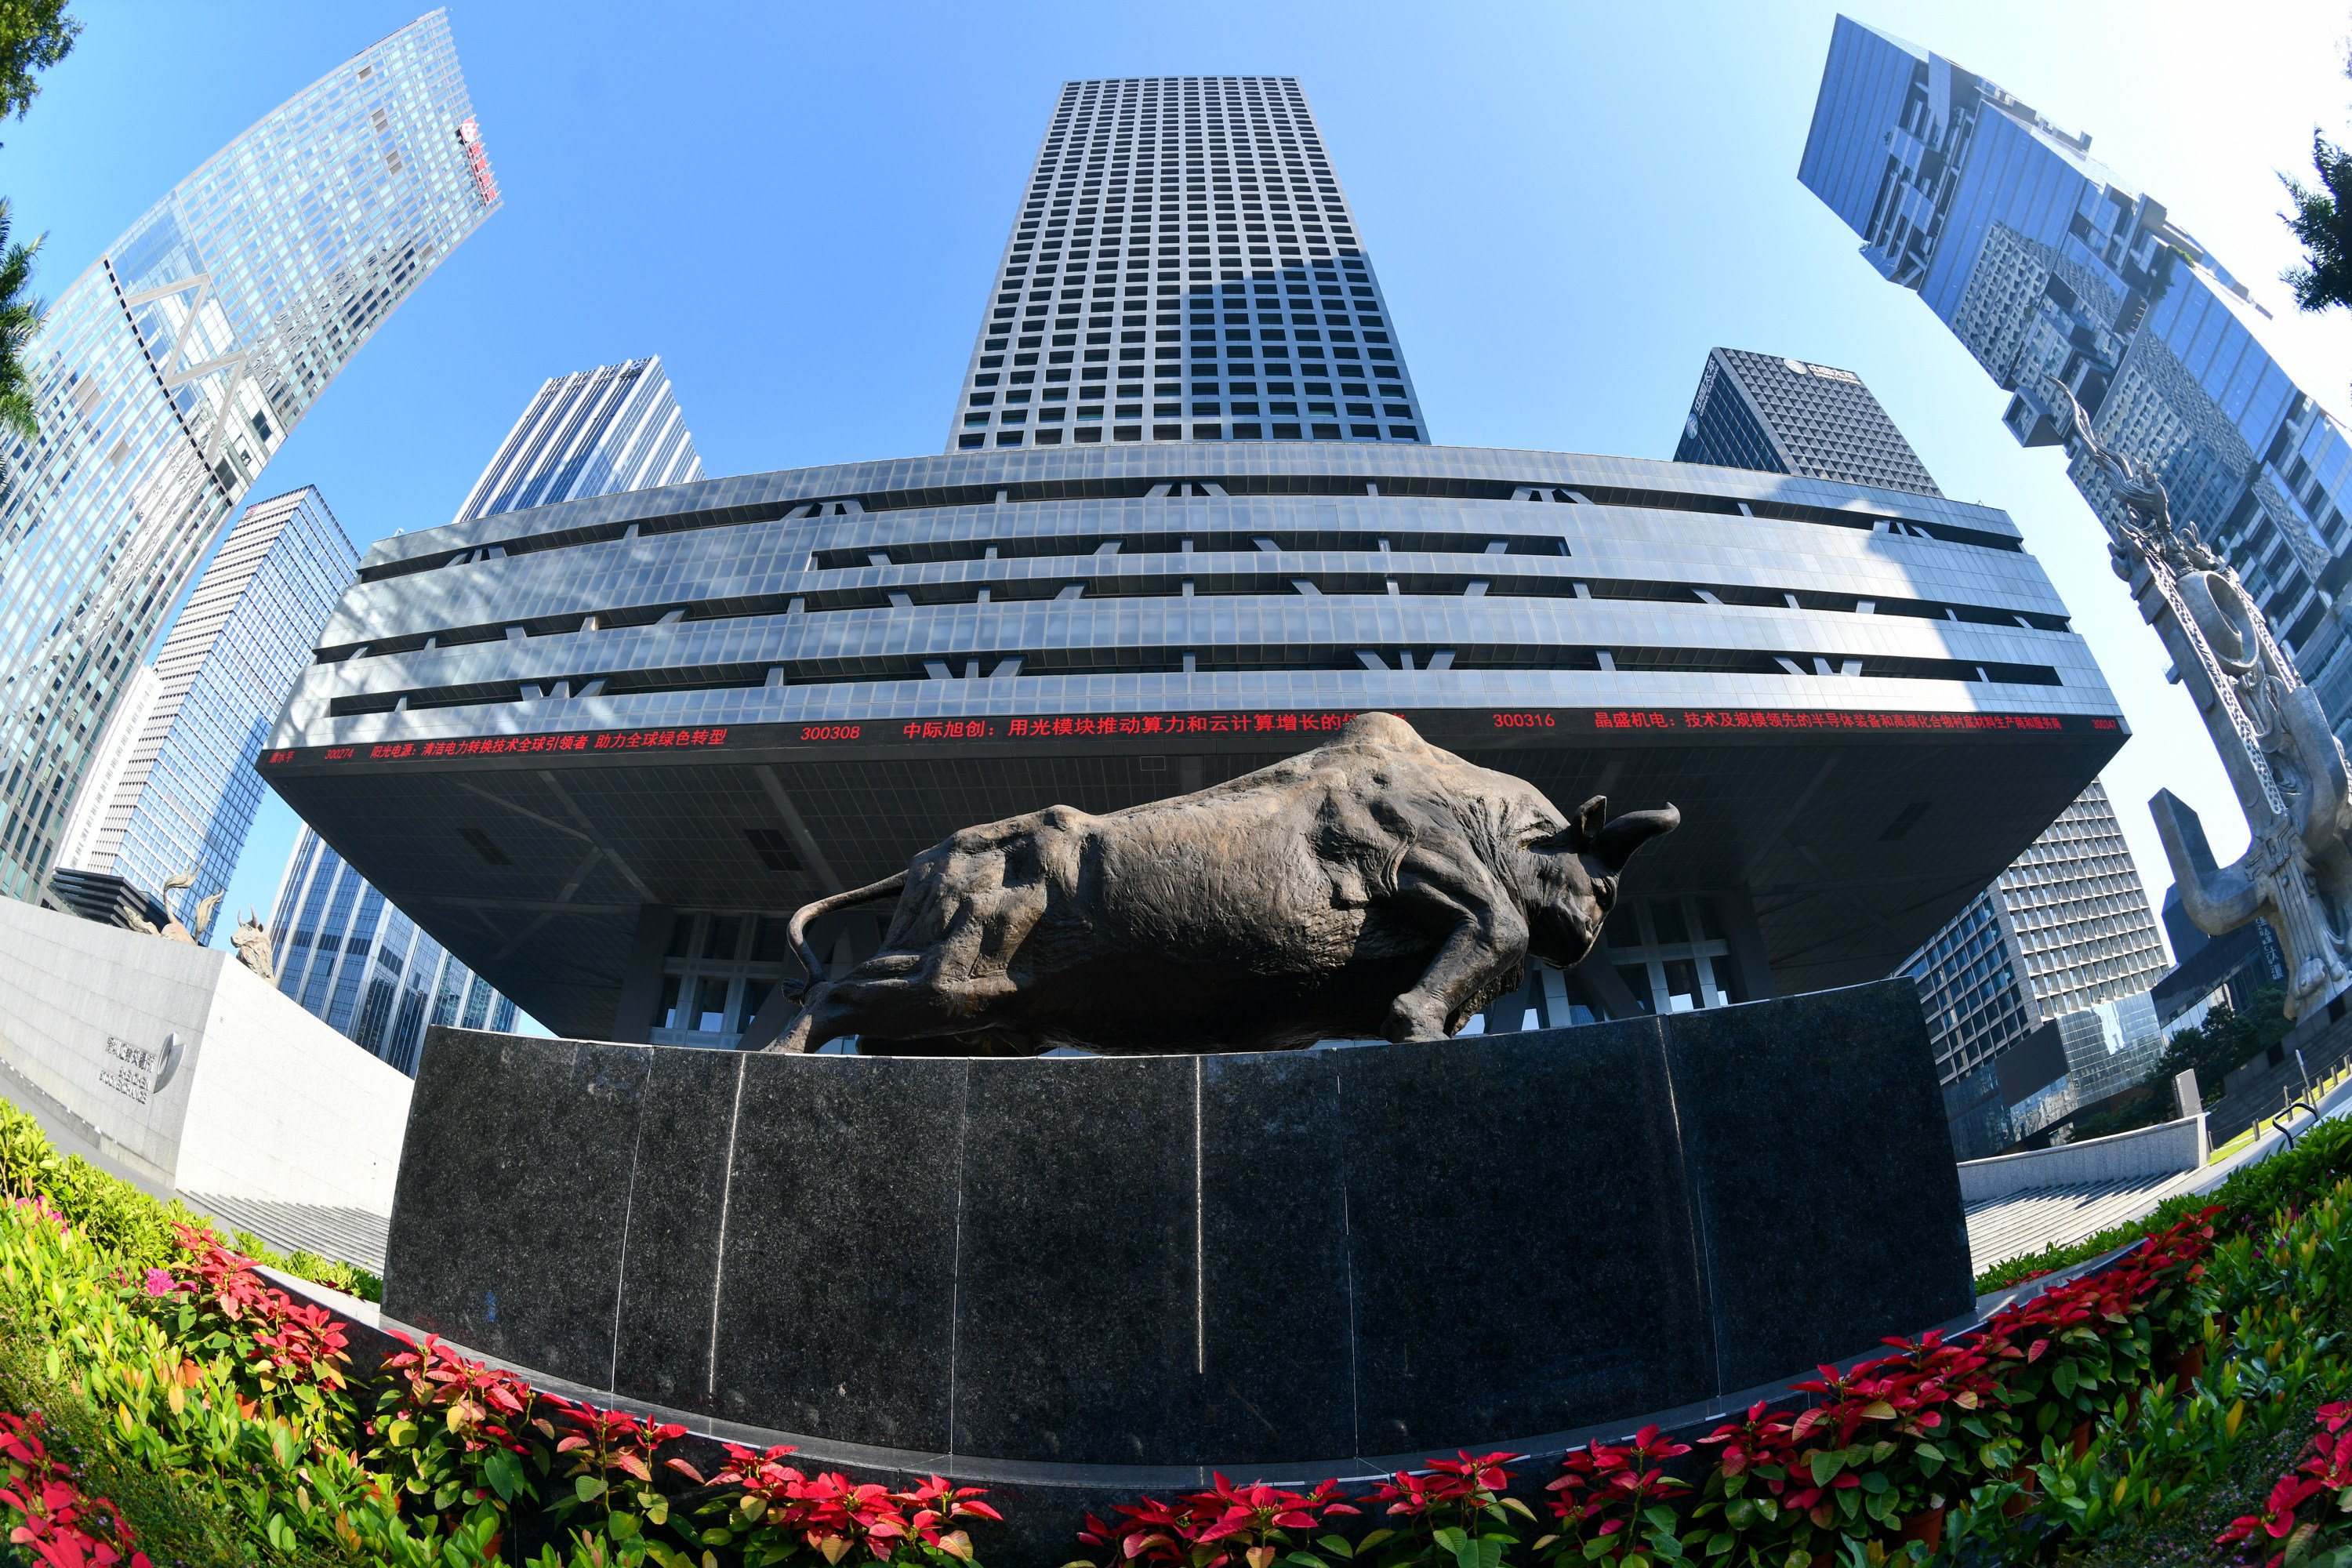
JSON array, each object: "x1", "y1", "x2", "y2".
[{"x1": 19, "y1": 2, "x2": 2352, "y2": 1016}]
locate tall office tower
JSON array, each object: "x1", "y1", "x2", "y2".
[
  {"x1": 1802, "y1": 18, "x2": 2352, "y2": 746},
  {"x1": 451, "y1": 357, "x2": 704, "y2": 524},
  {"x1": 1675, "y1": 348, "x2": 1941, "y2": 496},
  {"x1": 267, "y1": 826, "x2": 514, "y2": 1075},
  {"x1": 950, "y1": 76, "x2": 1428, "y2": 453},
  {"x1": 1904, "y1": 780, "x2": 2169, "y2": 1153},
  {"x1": 58, "y1": 488, "x2": 357, "y2": 940},
  {"x1": 0, "y1": 10, "x2": 497, "y2": 908}
]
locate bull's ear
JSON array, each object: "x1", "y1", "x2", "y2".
[
  {"x1": 1572, "y1": 794, "x2": 1608, "y2": 849},
  {"x1": 1593, "y1": 804, "x2": 1681, "y2": 871}
]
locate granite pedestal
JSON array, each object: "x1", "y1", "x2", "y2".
[{"x1": 386, "y1": 978, "x2": 1969, "y2": 1497}]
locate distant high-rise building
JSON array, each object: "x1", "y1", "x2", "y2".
[
  {"x1": 1904, "y1": 780, "x2": 2169, "y2": 1153},
  {"x1": 0, "y1": 10, "x2": 496, "y2": 907},
  {"x1": 1675, "y1": 347, "x2": 1942, "y2": 496},
  {"x1": 452, "y1": 356, "x2": 703, "y2": 524},
  {"x1": 267, "y1": 826, "x2": 514, "y2": 1073},
  {"x1": 52, "y1": 664, "x2": 161, "y2": 878},
  {"x1": 949, "y1": 75, "x2": 1428, "y2": 452},
  {"x1": 56, "y1": 488, "x2": 356, "y2": 939},
  {"x1": 1801, "y1": 16, "x2": 2352, "y2": 748}
]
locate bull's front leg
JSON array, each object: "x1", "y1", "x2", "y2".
[{"x1": 1381, "y1": 849, "x2": 1528, "y2": 1043}]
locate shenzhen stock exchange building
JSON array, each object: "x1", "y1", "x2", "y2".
[{"x1": 263, "y1": 78, "x2": 2132, "y2": 1049}]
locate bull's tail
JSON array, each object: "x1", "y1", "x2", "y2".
[{"x1": 786, "y1": 871, "x2": 911, "y2": 982}]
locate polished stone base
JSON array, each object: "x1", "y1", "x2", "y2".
[{"x1": 385, "y1": 979, "x2": 1970, "y2": 1479}]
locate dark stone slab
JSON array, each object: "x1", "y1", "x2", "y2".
[
  {"x1": 1663, "y1": 979, "x2": 1976, "y2": 1391},
  {"x1": 384, "y1": 982, "x2": 1976, "y2": 1483},
  {"x1": 1339, "y1": 1016, "x2": 1713, "y2": 1453},
  {"x1": 612, "y1": 1045, "x2": 746, "y2": 1410},
  {"x1": 1196, "y1": 1050, "x2": 1353, "y2": 1464},
  {"x1": 951, "y1": 1055, "x2": 1200, "y2": 1465},
  {"x1": 710, "y1": 1054, "x2": 964, "y2": 1450},
  {"x1": 384, "y1": 1029, "x2": 648, "y2": 1387}
]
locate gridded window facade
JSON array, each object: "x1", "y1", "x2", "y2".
[
  {"x1": 453, "y1": 357, "x2": 704, "y2": 523},
  {"x1": 1802, "y1": 15, "x2": 2352, "y2": 721},
  {"x1": 267, "y1": 826, "x2": 516, "y2": 1075},
  {"x1": 62, "y1": 487, "x2": 356, "y2": 939},
  {"x1": 1675, "y1": 348, "x2": 1942, "y2": 498},
  {"x1": 1904, "y1": 779, "x2": 2166, "y2": 1085},
  {"x1": 1599, "y1": 895, "x2": 1753, "y2": 1015},
  {"x1": 648, "y1": 910, "x2": 797, "y2": 1049},
  {"x1": 948, "y1": 76, "x2": 1427, "y2": 453},
  {"x1": 0, "y1": 11, "x2": 495, "y2": 909}
]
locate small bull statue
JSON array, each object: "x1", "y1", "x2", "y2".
[{"x1": 742, "y1": 711, "x2": 1677, "y2": 1055}]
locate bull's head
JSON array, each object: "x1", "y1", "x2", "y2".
[{"x1": 1519, "y1": 794, "x2": 1681, "y2": 970}]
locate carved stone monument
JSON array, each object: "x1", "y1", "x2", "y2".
[{"x1": 2055, "y1": 379, "x2": 2352, "y2": 1020}]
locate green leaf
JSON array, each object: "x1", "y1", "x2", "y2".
[
  {"x1": 1315, "y1": 1535, "x2": 1356, "y2": 1559},
  {"x1": 2053, "y1": 1359, "x2": 2080, "y2": 1398},
  {"x1": 484, "y1": 1447, "x2": 524, "y2": 1503},
  {"x1": 576, "y1": 1475, "x2": 607, "y2": 1502},
  {"x1": 1809, "y1": 1450, "x2": 1842, "y2": 1487}
]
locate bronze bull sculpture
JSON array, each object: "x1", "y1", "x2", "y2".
[{"x1": 741, "y1": 711, "x2": 1677, "y2": 1054}]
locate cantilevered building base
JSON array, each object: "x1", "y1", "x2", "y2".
[{"x1": 262, "y1": 444, "x2": 2125, "y2": 1043}]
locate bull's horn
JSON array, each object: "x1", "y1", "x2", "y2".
[{"x1": 1592, "y1": 804, "x2": 1680, "y2": 871}]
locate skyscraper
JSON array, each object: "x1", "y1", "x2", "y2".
[
  {"x1": 950, "y1": 76, "x2": 1428, "y2": 452},
  {"x1": 452, "y1": 357, "x2": 704, "y2": 524},
  {"x1": 267, "y1": 825, "x2": 514, "y2": 1073},
  {"x1": 1800, "y1": 17, "x2": 2352, "y2": 747},
  {"x1": 265, "y1": 76, "x2": 2129, "y2": 1044},
  {"x1": 57, "y1": 488, "x2": 356, "y2": 940},
  {"x1": 1675, "y1": 348, "x2": 1941, "y2": 497},
  {"x1": 0, "y1": 10, "x2": 496, "y2": 907}
]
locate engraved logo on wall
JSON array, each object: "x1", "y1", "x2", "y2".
[{"x1": 97, "y1": 1032, "x2": 182, "y2": 1105}]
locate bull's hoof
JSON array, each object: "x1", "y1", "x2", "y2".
[{"x1": 1381, "y1": 1000, "x2": 1449, "y2": 1044}]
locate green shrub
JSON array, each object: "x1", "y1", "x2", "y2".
[{"x1": 0, "y1": 1094, "x2": 379, "y2": 1301}]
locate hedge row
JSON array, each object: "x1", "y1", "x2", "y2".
[
  {"x1": 0, "y1": 1097, "x2": 379, "y2": 1301},
  {"x1": 9, "y1": 1091, "x2": 2352, "y2": 1565}
]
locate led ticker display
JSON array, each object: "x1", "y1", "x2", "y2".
[
  {"x1": 1610, "y1": 710, "x2": 2104, "y2": 734},
  {"x1": 261, "y1": 706, "x2": 2114, "y2": 771}
]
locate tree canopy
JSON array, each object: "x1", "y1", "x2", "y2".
[{"x1": 0, "y1": 0, "x2": 76, "y2": 127}]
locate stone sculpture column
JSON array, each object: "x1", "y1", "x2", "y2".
[{"x1": 2052, "y1": 379, "x2": 2352, "y2": 1020}]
